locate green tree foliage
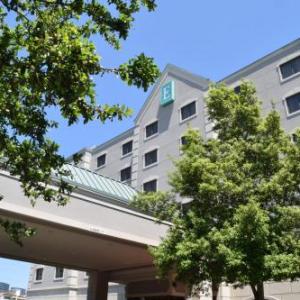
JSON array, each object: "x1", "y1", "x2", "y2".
[
  {"x1": 133, "y1": 82, "x2": 300, "y2": 300},
  {"x1": 219, "y1": 201, "x2": 300, "y2": 300},
  {"x1": 132, "y1": 191, "x2": 179, "y2": 222},
  {"x1": 0, "y1": 0, "x2": 160, "y2": 245}
]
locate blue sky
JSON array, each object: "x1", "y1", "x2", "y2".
[{"x1": 1, "y1": 0, "x2": 300, "y2": 289}]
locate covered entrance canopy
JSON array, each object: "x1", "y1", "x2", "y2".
[{"x1": 0, "y1": 165, "x2": 187, "y2": 300}]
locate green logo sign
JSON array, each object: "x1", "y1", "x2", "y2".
[{"x1": 160, "y1": 81, "x2": 175, "y2": 106}]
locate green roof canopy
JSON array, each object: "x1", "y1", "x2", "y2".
[{"x1": 61, "y1": 164, "x2": 137, "y2": 204}]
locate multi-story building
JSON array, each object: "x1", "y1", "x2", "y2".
[
  {"x1": 27, "y1": 38, "x2": 300, "y2": 300},
  {"x1": 0, "y1": 283, "x2": 26, "y2": 300},
  {"x1": 27, "y1": 266, "x2": 124, "y2": 300},
  {"x1": 10, "y1": 287, "x2": 27, "y2": 298},
  {"x1": 0, "y1": 282, "x2": 9, "y2": 293}
]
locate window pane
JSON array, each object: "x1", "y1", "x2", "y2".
[
  {"x1": 286, "y1": 93, "x2": 300, "y2": 114},
  {"x1": 121, "y1": 167, "x2": 131, "y2": 182},
  {"x1": 181, "y1": 136, "x2": 188, "y2": 145},
  {"x1": 181, "y1": 102, "x2": 196, "y2": 121},
  {"x1": 291, "y1": 133, "x2": 298, "y2": 143},
  {"x1": 146, "y1": 121, "x2": 158, "y2": 138},
  {"x1": 35, "y1": 268, "x2": 43, "y2": 281},
  {"x1": 55, "y1": 267, "x2": 64, "y2": 279},
  {"x1": 281, "y1": 62, "x2": 293, "y2": 79},
  {"x1": 234, "y1": 85, "x2": 241, "y2": 94},
  {"x1": 122, "y1": 141, "x2": 133, "y2": 156},
  {"x1": 145, "y1": 149, "x2": 157, "y2": 166},
  {"x1": 280, "y1": 56, "x2": 300, "y2": 79},
  {"x1": 97, "y1": 154, "x2": 106, "y2": 167},
  {"x1": 143, "y1": 180, "x2": 157, "y2": 192}
]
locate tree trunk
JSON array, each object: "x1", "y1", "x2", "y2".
[
  {"x1": 250, "y1": 282, "x2": 265, "y2": 300},
  {"x1": 257, "y1": 282, "x2": 265, "y2": 300},
  {"x1": 211, "y1": 281, "x2": 219, "y2": 300}
]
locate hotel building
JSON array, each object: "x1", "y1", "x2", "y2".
[{"x1": 27, "y1": 38, "x2": 300, "y2": 300}]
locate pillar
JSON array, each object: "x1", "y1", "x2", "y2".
[{"x1": 87, "y1": 271, "x2": 109, "y2": 300}]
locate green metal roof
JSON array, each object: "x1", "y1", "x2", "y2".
[{"x1": 61, "y1": 164, "x2": 137, "y2": 204}]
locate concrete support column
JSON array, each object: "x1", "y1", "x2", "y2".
[
  {"x1": 87, "y1": 271, "x2": 109, "y2": 300},
  {"x1": 67, "y1": 270, "x2": 79, "y2": 288}
]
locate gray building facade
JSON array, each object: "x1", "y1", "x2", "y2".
[
  {"x1": 0, "y1": 282, "x2": 9, "y2": 293},
  {"x1": 27, "y1": 39, "x2": 300, "y2": 300},
  {"x1": 27, "y1": 266, "x2": 124, "y2": 300},
  {"x1": 0, "y1": 282, "x2": 26, "y2": 299}
]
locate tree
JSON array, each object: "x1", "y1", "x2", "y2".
[
  {"x1": 0, "y1": 0, "x2": 160, "y2": 244},
  {"x1": 218, "y1": 200, "x2": 300, "y2": 300},
  {"x1": 133, "y1": 82, "x2": 300, "y2": 300}
]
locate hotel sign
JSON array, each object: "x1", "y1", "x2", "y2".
[{"x1": 160, "y1": 81, "x2": 175, "y2": 106}]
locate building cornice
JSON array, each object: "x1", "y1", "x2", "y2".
[
  {"x1": 91, "y1": 127, "x2": 135, "y2": 154},
  {"x1": 219, "y1": 38, "x2": 300, "y2": 84}
]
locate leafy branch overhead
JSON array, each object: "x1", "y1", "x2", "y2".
[
  {"x1": 0, "y1": 0, "x2": 159, "y2": 243},
  {"x1": 0, "y1": 218, "x2": 36, "y2": 246}
]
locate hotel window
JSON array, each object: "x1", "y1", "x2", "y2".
[
  {"x1": 122, "y1": 141, "x2": 133, "y2": 156},
  {"x1": 35, "y1": 268, "x2": 43, "y2": 281},
  {"x1": 286, "y1": 92, "x2": 300, "y2": 115},
  {"x1": 120, "y1": 166, "x2": 131, "y2": 182},
  {"x1": 145, "y1": 121, "x2": 158, "y2": 138},
  {"x1": 181, "y1": 101, "x2": 196, "y2": 121},
  {"x1": 55, "y1": 267, "x2": 64, "y2": 279},
  {"x1": 181, "y1": 136, "x2": 188, "y2": 146},
  {"x1": 291, "y1": 133, "x2": 298, "y2": 143},
  {"x1": 234, "y1": 85, "x2": 241, "y2": 94},
  {"x1": 97, "y1": 154, "x2": 106, "y2": 168},
  {"x1": 143, "y1": 179, "x2": 157, "y2": 192},
  {"x1": 280, "y1": 56, "x2": 300, "y2": 80},
  {"x1": 144, "y1": 149, "x2": 158, "y2": 167}
]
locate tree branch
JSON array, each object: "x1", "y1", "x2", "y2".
[
  {"x1": 0, "y1": 0, "x2": 30, "y2": 22},
  {"x1": 250, "y1": 284, "x2": 258, "y2": 299},
  {"x1": 99, "y1": 66, "x2": 119, "y2": 76}
]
